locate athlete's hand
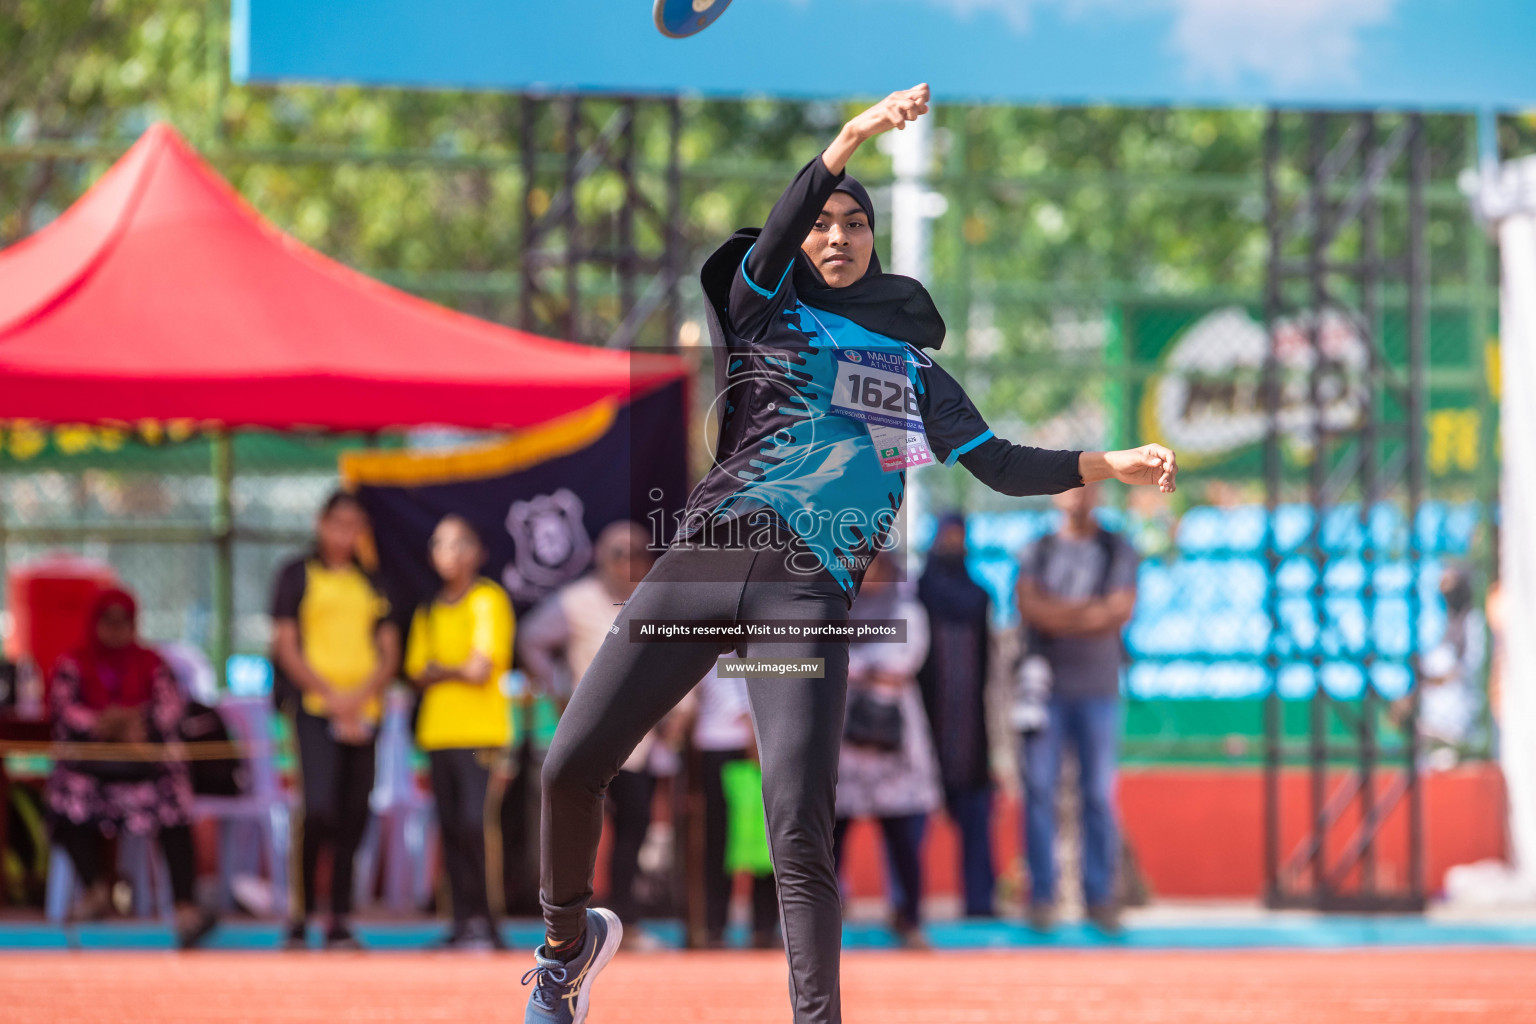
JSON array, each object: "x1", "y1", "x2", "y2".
[
  {"x1": 824, "y1": 84, "x2": 932, "y2": 174},
  {"x1": 1103, "y1": 444, "x2": 1178, "y2": 492},
  {"x1": 848, "y1": 84, "x2": 931, "y2": 141}
]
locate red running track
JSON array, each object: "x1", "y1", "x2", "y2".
[{"x1": 4, "y1": 948, "x2": 1534, "y2": 1023}]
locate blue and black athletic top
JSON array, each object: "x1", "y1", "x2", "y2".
[{"x1": 683, "y1": 155, "x2": 1083, "y2": 601}]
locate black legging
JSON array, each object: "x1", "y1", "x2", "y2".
[
  {"x1": 293, "y1": 710, "x2": 376, "y2": 920},
  {"x1": 54, "y1": 818, "x2": 197, "y2": 906},
  {"x1": 428, "y1": 748, "x2": 494, "y2": 926},
  {"x1": 541, "y1": 527, "x2": 850, "y2": 1024}
]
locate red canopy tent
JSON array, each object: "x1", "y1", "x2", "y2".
[{"x1": 0, "y1": 123, "x2": 685, "y2": 430}]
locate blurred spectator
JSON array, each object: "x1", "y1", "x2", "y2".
[
  {"x1": 691, "y1": 664, "x2": 779, "y2": 948},
  {"x1": 1015, "y1": 482, "x2": 1138, "y2": 933},
  {"x1": 270, "y1": 492, "x2": 400, "y2": 950},
  {"x1": 916, "y1": 512, "x2": 996, "y2": 918},
  {"x1": 46, "y1": 587, "x2": 218, "y2": 947},
  {"x1": 1399, "y1": 565, "x2": 1486, "y2": 770},
  {"x1": 520, "y1": 521, "x2": 685, "y2": 938},
  {"x1": 518, "y1": 522, "x2": 650, "y2": 704},
  {"x1": 833, "y1": 551, "x2": 940, "y2": 948},
  {"x1": 405, "y1": 515, "x2": 515, "y2": 950}
]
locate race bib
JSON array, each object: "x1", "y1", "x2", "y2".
[{"x1": 829, "y1": 349, "x2": 934, "y2": 473}]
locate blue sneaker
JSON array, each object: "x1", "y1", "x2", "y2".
[{"x1": 522, "y1": 908, "x2": 623, "y2": 1024}]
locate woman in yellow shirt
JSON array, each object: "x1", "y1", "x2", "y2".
[
  {"x1": 271, "y1": 492, "x2": 399, "y2": 951},
  {"x1": 405, "y1": 514, "x2": 515, "y2": 950}
]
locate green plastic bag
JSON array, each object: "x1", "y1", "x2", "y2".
[{"x1": 721, "y1": 759, "x2": 774, "y2": 876}]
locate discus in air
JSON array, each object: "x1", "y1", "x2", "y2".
[{"x1": 654, "y1": 0, "x2": 733, "y2": 37}]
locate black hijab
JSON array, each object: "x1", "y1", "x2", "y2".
[
  {"x1": 917, "y1": 512, "x2": 990, "y2": 623},
  {"x1": 700, "y1": 174, "x2": 947, "y2": 351}
]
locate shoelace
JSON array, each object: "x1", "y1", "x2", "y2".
[{"x1": 521, "y1": 961, "x2": 571, "y2": 1011}]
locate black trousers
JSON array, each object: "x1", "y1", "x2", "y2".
[
  {"x1": 541, "y1": 532, "x2": 850, "y2": 1024},
  {"x1": 604, "y1": 768, "x2": 655, "y2": 925},
  {"x1": 701, "y1": 748, "x2": 779, "y2": 942},
  {"x1": 293, "y1": 710, "x2": 376, "y2": 920},
  {"x1": 428, "y1": 748, "x2": 494, "y2": 926},
  {"x1": 54, "y1": 818, "x2": 197, "y2": 906},
  {"x1": 832, "y1": 813, "x2": 926, "y2": 930}
]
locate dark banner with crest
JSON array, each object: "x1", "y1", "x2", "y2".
[{"x1": 343, "y1": 381, "x2": 688, "y2": 625}]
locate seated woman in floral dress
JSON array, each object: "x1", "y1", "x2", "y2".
[{"x1": 47, "y1": 586, "x2": 216, "y2": 947}]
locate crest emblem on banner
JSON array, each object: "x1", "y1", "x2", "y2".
[{"x1": 502, "y1": 488, "x2": 593, "y2": 603}]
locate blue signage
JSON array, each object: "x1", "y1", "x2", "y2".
[{"x1": 234, "y1": 0, "x2": 1536, "y2": 110}]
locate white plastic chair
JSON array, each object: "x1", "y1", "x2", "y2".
[
  {"x1": 192, "y1": 696, "x2": 293, "y2": 917},
  {"x1": 353, "y1": 688, "x2": 436, "y2": 912},
  {"x1": 45, "y1": 831, "x2": 174, "y2": 923}
]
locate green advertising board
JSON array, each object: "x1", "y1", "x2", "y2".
[{"x1": 1120, "y1": 302, "x2": 1496, "y2": 487}]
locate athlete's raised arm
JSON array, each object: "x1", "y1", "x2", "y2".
[{"x1": 742, "y1": 84, "x2": 931, "y2": 293}]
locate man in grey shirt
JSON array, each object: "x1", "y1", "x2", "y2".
[{"x1": 1015, "y1": 481, "x2": 1138, "y2": 932}]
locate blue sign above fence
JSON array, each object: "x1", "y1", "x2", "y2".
[{"x1": 233, "y1": 0, "x2": 1536, "y2": 110}]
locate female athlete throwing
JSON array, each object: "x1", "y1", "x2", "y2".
[{"x1": 523, "y1": 83, "x2": 1177, "y2": 1024}]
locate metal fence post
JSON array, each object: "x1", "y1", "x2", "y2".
[{"x1": 211, "y1": 431, "x2": 235, "y2": 689}]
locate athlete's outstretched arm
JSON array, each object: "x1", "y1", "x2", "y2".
[
  {"x1": 920, "y1": 359, "x2": 1178, "y2": 496},
  {"x1": 955, "y1": 435, "x2": 1177, "y2": 496},
  {"x1": 743, "y1": 83, "x2": 931, "y2": 290},
  {"x1": 954, "y1": 438, "x2": 1082, "y2": 497}
]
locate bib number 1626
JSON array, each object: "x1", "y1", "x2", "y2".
[{"x1": 843, "y1": 373, "x2": 919, "y2": 417}]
